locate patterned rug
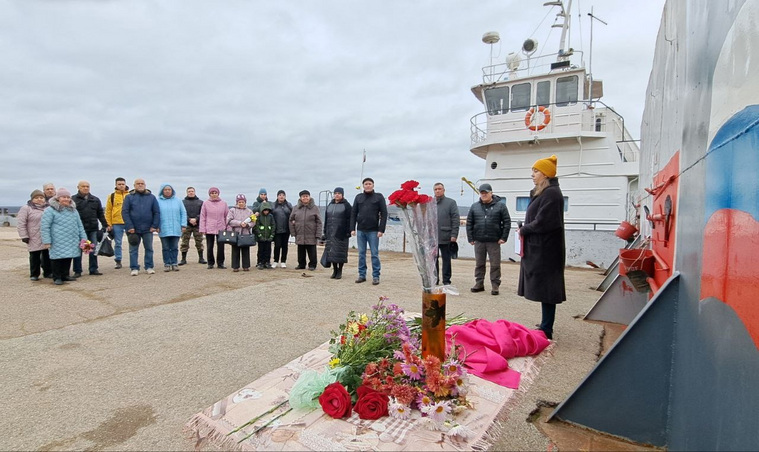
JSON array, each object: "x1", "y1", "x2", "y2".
[{"x1": 186, "y1": 341, "x2": 554, "y2": 451}]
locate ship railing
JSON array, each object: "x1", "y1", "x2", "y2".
[
  {"x1": 481, "y1": 51, "x2": 585, "y2": 84},
  {"x1": 471, "y1": 101, "x2": 640, "y2": 164}
]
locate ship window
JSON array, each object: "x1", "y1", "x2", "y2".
[
  {"x1": 511, "y1": 83, "x2": 531, "y2": 111},
  {"x1": 556, "y1": 75, "x2": 578, "y2": 106},
  {"x1": 536, "y1": 80, "x2": 550, "y2": 107},
  {"x1": 484, "y1": 86, "x2": 509, "y2": 115},
  {"x1": 516, "y1": 196, "x2": 569, "y2": 212}
]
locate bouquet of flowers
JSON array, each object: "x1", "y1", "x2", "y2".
[
  {"x1": 79, "y1": 239, "x2": 95, "y2": 254},
  {"x1": 388, "y1": 181, "x2": 437, "y2": 291},
  {"x1": 360, "y1": 341, "x2": 473, "y2": 436}
]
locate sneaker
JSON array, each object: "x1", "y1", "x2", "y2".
[
  {"x1": 131, "y1": 269, "x2": 139, "y2": 276},
  {"x1": 217, "y1": 265, "x2": 227, "y2": 269},
  {"x1": 372, "y1": 278, "x2": 380, "y2": 285},
  {"x1": 281, "y1": 262, "x2": 287, "y2": 268},
  {"x1": 54, "y1": 279, "x2": 64, "y2": 285},
  {"x1": 308, "y1": 266, "x2": 316, "y2": 271},
  {"x1": 294, "y1": 266, "x2": 306, "y2": 270},
  {"x1": 355, "y1": 277, "x2": 366, "y2": 283},
  {"x1": 233, "y1": 268, "x2": 240, "y2": 272},
  {"x1": 265, "y1": 263, "x2": 273, "y2": 269},
  {"x1": 115, "y1": 261, "x2": 122, "y2": 269},
  {"x1": 72, "y1": 272, "x2": 82, "y2": 278},
  {"x1": 172, "y1": 265, "x2": 179, "y2": 271},
  {"x1": 146, "y1": 268, "x2": 155, "y2": 275},
  {"x1": 164, "y1": 266, "x2": 172, "y2": 272},
  {"x1": 30, "y1": 276, "x2": 39, "y2": 281},
  {"x1": 273, "y1": 261, "x2": 279, "y2": 268},
  {"x1": 256, "y1": 264, "x2": 264, "y2": 270}
]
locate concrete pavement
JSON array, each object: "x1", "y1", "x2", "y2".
[{"x1": 0, "y1": 228, "x2": 608, "y2": 450}]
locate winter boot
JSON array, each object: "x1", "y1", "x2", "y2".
[
  {"x1": 330, "y1": 264, "x2": 337, "y2": 279},
  {"x1": 114, "y1": 260, "x2": 122, "y2": 269},
  {"x1": 198, "y1": 250, "x2": 207, "y2": 264},
  {"x1": 335, "y1": 263, "x2": 343, "y2": 280},
  {"x1": 178, "y1": 252, "x2": 187, "y2": 266}
]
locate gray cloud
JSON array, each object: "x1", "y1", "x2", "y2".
[{"x1": 0, "y1": 0, "x2": 664, "y2": 206}]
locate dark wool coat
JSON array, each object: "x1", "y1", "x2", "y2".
[
  {"x1": 517, "y1": 178, "x2": 566, "y2": 304},
  {"x1": 289, "y1": 198, "x2": 322, "y2": 245},
  {"x1": 323, "y1": 199, "x2": 352, "y2": 264}
]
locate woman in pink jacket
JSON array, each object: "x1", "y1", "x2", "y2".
[
  {"x1": 199, "y1": 187, "x2": 229, "y2": 269},
  {"x1": 17, "y1": 189, "x2": 51, "y2": 280}
]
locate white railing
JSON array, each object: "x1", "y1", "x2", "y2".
[{"x1": 481, "y1": 51, "x2": 585, "y2": 84}]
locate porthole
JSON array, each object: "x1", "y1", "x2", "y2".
[{"x1": 490, "y1": 162, "x2": 498, "y2": 169}]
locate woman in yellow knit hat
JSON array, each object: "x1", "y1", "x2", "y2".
[{"x1": 517, "y1": 155, "x2": 566, "y2": 340}]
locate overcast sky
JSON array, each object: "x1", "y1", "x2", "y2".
[{"x1": 0, "y1": 0, "x2": 665, "y2": 207}]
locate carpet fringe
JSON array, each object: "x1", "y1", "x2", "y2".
[{"x1": 472, "y1": 343, "x2": 556, "y2": 451}]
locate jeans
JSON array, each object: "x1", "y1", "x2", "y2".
[
  {"x1": 160, "y1": 236, "x2": 180, "y2": 266},
  {"x1": 73, "y1": 230, "x2": 99, "y2": 274},
  {"x1": 129, "y1": 231, "x2": 154, "y2": 271},
  {"x1": 435, "y1": 243, "x2": 453, "y2": 285},
  {"x1": 273, "y1": 233, "x2": 289, "y2": 263},
  {"x1": 112, "y1": 224, "x2": 125, "y2": 261},
  {"x1": 357, "y1": 230, "x2": 381, "y2": 279},
  {"x1": 473, "y1": 241, "x2": 501, "y2": 289}
]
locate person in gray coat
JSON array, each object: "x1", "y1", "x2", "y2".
[
  {"x1": 434, "y1": 183, "x2": 459, "y2": 286},
  {"x1": 322, "y1": 187, "x2": 352, "y2": 279},
  {"x1": 466, "y1": 183, "x2": 511, "y2": 295},
  {"x1": 289, "y1": 190, "x2": 322, "y2": 271}
]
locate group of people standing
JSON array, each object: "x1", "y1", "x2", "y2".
[{"x1": 17, "y1": 158, "x2": 565, "y2": 340}]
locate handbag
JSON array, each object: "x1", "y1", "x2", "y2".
[
  {"x1": 236, "y1": 232, "x2": 256, "y2": 247},
  {"x1": 216, "y1": 230, "x2": 237, "y2": 245},
  {"x1": 97, "y1": 235, "x2": 115, "y2": 257}
]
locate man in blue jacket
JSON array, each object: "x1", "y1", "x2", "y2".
[{"x1": 122, "y1": 178, "x2": 160, "y2": 276}]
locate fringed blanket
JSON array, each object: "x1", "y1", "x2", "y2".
[
  {"x1": 447, "y1": 319, "x2": 551, "y2": 389},
  {"x1": 186, "y1": 336, "x2": 553, "y2": 451}
]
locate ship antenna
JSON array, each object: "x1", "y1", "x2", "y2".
[
  {"x1": 544, "y1": 0, "x2": 572, "y2": 59},
  {"x1": 482, "y1": 31, "x2": 500, "y2": 82},
  {"x1": 587, "y1": 7, "x2": 607, "y2": 106}
]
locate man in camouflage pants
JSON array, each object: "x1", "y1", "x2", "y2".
[{"x1": 179, "y1": 187, "x2": 207, "y2": 265}]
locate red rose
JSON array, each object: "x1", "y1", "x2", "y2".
[
  {"x1": 319, "y1": 382, "x2": 353, "y2": 418},
  {"x1": 354, "y1": 385, "x2": 389, "y2": 420}
]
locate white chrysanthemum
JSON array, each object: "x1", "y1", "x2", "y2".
[
  {"x1": 421, "y1": 400, "x2": 452, "y2": 424},
  {"x1": 417, "y1": 416, "x2": 442, "y2": 431},
  {"x1": 446, "y1": 423, "x2": 475, "y2": 439},
  {"x1": 388, "y1": 398, "x2": 411, "y2": 420}
]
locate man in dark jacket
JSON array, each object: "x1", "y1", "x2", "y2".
[
  {"x1": 350, "y1": 177, "x2": 387, "y2": 285},
  {"x1": 72, "y1": 180, "x2": 108, "y2": 277},
  {"x1": 272, "y1": 190, "x2": 293, "y2": 268},
  {"x1": 122, "y1": 178, "x2": 160, "y2": 276},
  {"x1": 434, "y1": 183, "x2": 459, "y2": 286},
  {"x1": 179, "y1": 187, "x2": 206, "y2": 265},
  {"x1": 466, "y1": 183, "x2": 511, "y2": 295}
]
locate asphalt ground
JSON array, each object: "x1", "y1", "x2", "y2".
[{"x1": 0, "y1": 228, "x2": 605, "y2": 451}]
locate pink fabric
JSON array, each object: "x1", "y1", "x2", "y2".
[{"x1": 446, "y1": 319, "x2": 550, "y2": 389}]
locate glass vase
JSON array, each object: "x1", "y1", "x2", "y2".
[{"x1": 421, "y1": 290, "x2": 446, "y2": 361}]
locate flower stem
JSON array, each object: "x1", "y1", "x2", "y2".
[{"x1": 227, "y1": 400, "x2": 289, "y2": 435}]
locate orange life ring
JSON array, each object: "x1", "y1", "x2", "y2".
[{"x1": 524, "y1": 106, "x2": 551, "y2": 131}]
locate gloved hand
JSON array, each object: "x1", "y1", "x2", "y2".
[{"x1": 21, "y1": 238, "x2": 29, "y2": 243}]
